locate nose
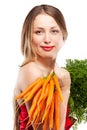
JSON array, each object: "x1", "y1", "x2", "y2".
[{"x1": 44, "y1": 32, "x2": 51, "y2": 44}]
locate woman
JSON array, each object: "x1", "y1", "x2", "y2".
[{"x1": 13, "y1": 4, "x2": 73, "y2": 130}]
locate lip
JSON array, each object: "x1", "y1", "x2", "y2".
[{"x1": 41, "y1": 46, "x2": 54, "y2": 51}]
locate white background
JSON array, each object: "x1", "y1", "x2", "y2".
[{"x1": 0, "y1": 0, "x2": 87, "y2": 129}]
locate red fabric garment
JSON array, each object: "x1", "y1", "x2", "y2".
[
  {"x1": 65, "y1": 106, "x2": 77, "y2": 130},
  {"x1": 19, "y1": 105, "x2": 33, "y2": 130},
  {"x1": 19, "y1": 105, "x2": 77, "y2": 130}
]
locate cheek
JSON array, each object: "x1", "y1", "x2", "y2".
[
  {"x1": 32, "y1": 36, "x2": 42, "y2": 47},
  {"x1": 32, "y1": 39, "x2": 41, "y2": 54},
  {"x1": 32, "y1": 38, "x2": 39, "y2": 48},
  {"x1": 55, "y1": 39, "x2": 64, "y2": 51}
]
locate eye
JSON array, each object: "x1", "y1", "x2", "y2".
[
  {"x1": 52, "y1": 30, "x2": 59, "y2": 34},
  {"x1": 35, "y1": 30, "x2": 43, "y2": 35}
]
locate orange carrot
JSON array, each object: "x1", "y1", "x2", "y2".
[
  {"x1": 42, "y1": 105, "x2": 50, "y2": 123},
  {"x1": 54, "y1": 90, "x2": 60, "y2": 130},
  {"x1": 46, "y1": 78, "x2": 54, "y2": 107},
  {"x1": 42, "y1": 82, "x2": 49, "y2": 101},
  {"x1": 26, "y1": 116, "x2": 33, "y2": 127},
  {"x1": 49, "y1": 95, "x2": 54, "y2": 129},
  {"x1": 42, "y1": 117, "x2": 48, "y2": 130},
  {"x1": 23, "y1": 78, "x2": 44, "y2": 103},
  {"x1": 15, "y1": 77, "x2": 42, "y2": 99},
  {"x1": 38, "y1": 72, "x2": 54, "y2": 104},
  {"x1": 32, "y1": 98, "x2": 45, "y2": 123},
  {"x1": 29, "y1": 88, "x2": 42, "y2": 116},
  {"x1": 53, "y1": 74, "x2": 64, "y2": 102},
  {"x1": 33, "y1": 101, "x2": 46, "y2": 130},
  {"x1": 33, "y1": 85, "x2": 49, "y2": 127}
]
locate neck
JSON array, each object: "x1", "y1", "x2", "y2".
[{"x1": 35, "y1": 56, "x2": 56, "y2": 71}]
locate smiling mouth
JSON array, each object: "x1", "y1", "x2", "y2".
[{"x1": 41, "y1": 46, "x2": 54, "y2": 51}]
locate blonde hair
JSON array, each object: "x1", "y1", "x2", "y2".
[
  {"x1": 13, "y1": 96, "x2": 20, "y2": 130},
  {"x1": 21, "y1": 4, "x2": 68, "y2": 66}
]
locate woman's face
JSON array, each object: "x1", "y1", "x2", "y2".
[{"x1": 32, "y1": 14, "x2": 64, "y2": 59}]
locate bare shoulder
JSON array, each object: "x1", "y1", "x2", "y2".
[
  {"x1": 14, "y1": 62, "x2": 42, "y2": 94},
  {"x1": 54, "y1": 66, "x2": 71, "y2": 90},
  {"x1": 54, "y1": 66, "x2": 70, "y2": 79},
  {"x1": 59, "y1": 67, "x2": 70, "y2": 79}
]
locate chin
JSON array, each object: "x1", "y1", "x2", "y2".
[{"x1": 43, "y1": 54, "x2": 56, "y2": 59}]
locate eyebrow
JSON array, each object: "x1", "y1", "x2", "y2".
[{"x1": 35, "y1": 26, "x2": 59, "y2": 29}]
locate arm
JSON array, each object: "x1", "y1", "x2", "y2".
[{"x1": 54, "y1": 67, "x2": 71, "y2": 130}]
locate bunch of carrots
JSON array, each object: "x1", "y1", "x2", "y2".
[{"x1": 16, "y1": 71, "x2": 64, "y2": 130}]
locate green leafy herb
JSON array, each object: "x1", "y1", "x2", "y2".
[{"x1": 65, "y1": 59, "x2": 87, "y2": 129}]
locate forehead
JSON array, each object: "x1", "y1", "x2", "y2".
[{"x1": 33, "y1": 14, "x2": 59, "y2": 28}]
